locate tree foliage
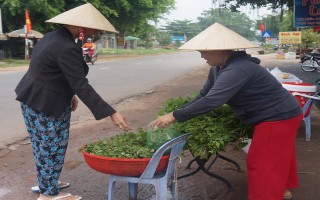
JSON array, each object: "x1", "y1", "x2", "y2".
[
  {"x1": 279, "y1": 10, "x2": 294, "y2": 32},
  {"x1": 217, "y1": 0, "x2": 293, "y2": 23},
  {"x1": 218, "y1": 0, "x2": 293, "y2": 12},
  {"x1": 0, "y1": 0, "x2": 175, "y2": 35},
  {"x1": 197, "y1": 8, "x2": 256, "y2": 40},
  {"x1": 0, "y1": 0, "x2": 65, "y2": 33},
  {"x1": 161, "y1": 20, "x2": 201, "y2": 40},
  {"x1": 162, "y1": 8, "x2": 256, "y2": 41},
  {"x1": 301, "y1": 29, "x2": 320, "y2": 49}
]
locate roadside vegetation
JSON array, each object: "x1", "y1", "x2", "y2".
[
  {"x1": 0, "y1": 59, "x2": 30, "y2": 69},
  {"x1": 98, "y1": 48, "x2": 178, "y2": 55},
  {"x1": 0, "y1": 49, "x2": 179, "y2": 69}
]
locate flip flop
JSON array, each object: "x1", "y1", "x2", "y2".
[
  {"x1": 37, "y1": 193, "x2": 82, "y2": 200},
  {"x1": 31, "y1": 181, "x2": 70, "y2": 193}
]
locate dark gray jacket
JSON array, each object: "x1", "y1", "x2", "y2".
[
  {"x1": 15, "y1": 27, "x2": 115, "y2": 119},
  {"x1": 173, "y1": 52, "x2": 302, "y2": 125}
]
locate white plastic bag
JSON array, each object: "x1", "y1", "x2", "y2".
[{"x1": 242, "y1": 139, "x2": 252, "y2": 154}]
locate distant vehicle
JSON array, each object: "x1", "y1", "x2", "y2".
[
  {"x1": 273, "y1": 44, "x2": 293, "y2": 50},
  {"x1": 82, "y1": 48, "x2": 97, "y2": 65}
]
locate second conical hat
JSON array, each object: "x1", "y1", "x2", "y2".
[
  {"x1": 46, "y1": 3, "x2": 117, "y2": 33},
  {"x1": 179, "y1": 22, "x2": 257, "y2": 51}
]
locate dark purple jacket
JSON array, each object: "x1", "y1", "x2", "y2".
[
  {"x1": 15, "y1": 27, "x2": 115, "y2": 119},
  {"x1": 173, "y1": 52, "x2": 302, "y2": 125}
]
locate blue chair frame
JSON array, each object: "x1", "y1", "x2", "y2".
[
  {"x1": 107, "y1": 133, "x2": 189, "y2": 200},
  {"x1": 293, "y1": 92, "x2": 320, "y2": 141}
]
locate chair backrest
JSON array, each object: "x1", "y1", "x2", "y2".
[
  {"x1": 292, "y1": 92, "x2": 318, "y2": 117},
  {"x1": 140, "y1": 133, "x2": 190, "y2": 179},
  {"x1": 302, "y1": 97, "x2": 314, "y2": 117}
]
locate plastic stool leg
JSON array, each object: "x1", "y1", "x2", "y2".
[
  {"x1": 303, "y1": 116, "x2": 311, "y2": 141},
  {"x1": 128, "y1": 182, "x2": 138, "y2": 200}
]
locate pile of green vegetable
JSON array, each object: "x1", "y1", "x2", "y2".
[
  {"x1": 82, "y1": 126, "x2": 180, "y2": 159},
  {"x1": 157, "y1": 95, "x2": 253, "y2": 160},
  {"x1": 82, "y1": 94, "x2": 253, "y2": 160}
]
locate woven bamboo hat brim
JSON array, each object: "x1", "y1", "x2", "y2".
[
  {"x1": 179, "y1": 22, "x2": 257, "y2": 51},
  {"x1": 46, "y1": 3, "x2": 117, "y2": 33}
]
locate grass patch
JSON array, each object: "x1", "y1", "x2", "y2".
[
  {"x1": 0, "y1": 59, "x2": 29, "y2": 68},
  {"x1": 0, "y1": 49, "x2": 178, "y2": 68},
  {"x1": 98, "y1": 48, "x2": 178, "y2": 55}
]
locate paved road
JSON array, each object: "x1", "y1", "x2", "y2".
[
  {"x1": 0, "y1": 51, "x2": 204, "y2": 148},
  {"x1": 1, "y1": 52, "x2": 319, "y2": 149}
]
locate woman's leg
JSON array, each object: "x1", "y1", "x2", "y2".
[
  {"x1": 247, "y1": 114, "x2": 302, "y2": 200},
  {"x1": 21, "y1": 103, "x2": 71, "y2": 196}
]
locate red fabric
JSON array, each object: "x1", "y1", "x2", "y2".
[
  {"x1": 25, "y1": 9, "x2": 32, "y2": 33},
  {"x1": 313, "y1": 26, "x2": 320, "y2": 32},
  {"x1": 247, "y1": 114, "x2": 303, "y2": 200},
  {"x1": 88, "y1": 49, "x2": 94, "y2": 57},
  {"x1": 260, "y1": 23, "x2": 265, "y2": 33}
]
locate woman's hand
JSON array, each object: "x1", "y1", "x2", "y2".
[
  {"x1": 149, "y1": 112, "x2": 176, "y2": 128},
  {"x1": 71, "y1": 96, "x2": 78, "y2": 111},
  {"x1": 110, "y1": 112, "x2": 131, "y2": 131}
]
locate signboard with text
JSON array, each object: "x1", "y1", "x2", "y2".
[
  {"x1": 294, "y1": 0, "x2": 320, "y2": 27},
  {"x1": 278, "y1": 31, "x2": 302, "y2": 44}
]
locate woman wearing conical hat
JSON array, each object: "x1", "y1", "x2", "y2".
[
  {"x1": 150, "y1": 23, "x2": 302, "y2": 200},
  {"x1": 15, "y1": 3, "x2": 131, "y2": 200}
]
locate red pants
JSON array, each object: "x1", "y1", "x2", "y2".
[{"x1": 247, "y1": 114, "x2": 303, "y2": 200}]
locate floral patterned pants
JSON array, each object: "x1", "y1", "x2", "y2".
[{"x1": 20, "y1": 103, "x2": 71, "y2": 196}]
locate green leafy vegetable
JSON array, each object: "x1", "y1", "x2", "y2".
[
  {"x1": 81, "y1": 127, "x2": 181, "y2": 159},
  {"x1": 158, "y1": 95, "x2": 253, "y2": 160}
]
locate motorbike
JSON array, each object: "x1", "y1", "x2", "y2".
[
  {"x1": 300, "y1": 52, "x2": 320, "y2": 72},
  {"x1": 82, "y1": 48, "x2": 98, "y2": 65}
]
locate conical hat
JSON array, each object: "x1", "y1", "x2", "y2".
[
  {"x1": 179, "y1": 23, "x2": 257, "y2": 51},
  {"x1": 46, "y1": 3, "x2": 117, "y2": 33}
]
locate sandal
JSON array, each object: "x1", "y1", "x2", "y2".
[
  {"x1": 37, "y1": 193, "x2": 82, "y2": 200},
  {"x1": 31, "y1": 181, "x2": 70, "y2": 193}
]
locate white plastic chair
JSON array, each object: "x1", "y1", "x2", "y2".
[
  {"x1": 107, "y1": 133, "x2": 189, "y2": 200},
  {"x1": 292, "y1": 92, "x2": 320, "y2": 141}
]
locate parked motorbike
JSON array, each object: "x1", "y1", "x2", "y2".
[
  {"x1": 82, "y1": 48, "x2": 98, "y2": 65},
  {"x1": 300, "y1": 52, "x2": 320, "y2": 72}
]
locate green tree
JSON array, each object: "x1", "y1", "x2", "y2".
[
  {"x1": 217, "y1": 0, "x2": 292, "y2": 22},
  {"x1": 301, "y1": 29, "x2": 320, "y2": 49},
  {"x1": 256, "y1": 14, "x2": 281, "y2": 37},
  {"x1": 155, "y1": 30, "x2": 172, "y2": 46},
  {"x1": 0, "y1": 0, "x2": 65, "y2": 33},
  {"x1": 101, "y1": 0, "x2": 175, "y2": 35},
  {"x1": 197, "y1": 8, "x2": 256, "y2": 40},
  {"x1": 279, "y1": 10, "x2": 294, "y2": 31},
  {"x1": 0, "y1": 0, "x2": 175, "y2": 35},
  {"x1": 161, "y1": 20, "x2": 201, "y2": 40}
]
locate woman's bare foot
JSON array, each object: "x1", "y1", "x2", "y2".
[{"x1": 283, "y1": 189, "x2": 293, "y2": 199}]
